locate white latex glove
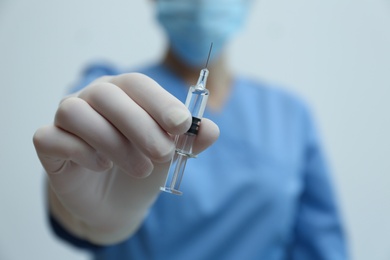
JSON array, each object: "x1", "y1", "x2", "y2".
[{"x1": 33, "y1": 73, "x2": 219, "y2": 245}]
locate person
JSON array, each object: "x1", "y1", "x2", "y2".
[{"x1": 33, "y1": 0, "x2": 348, "y2": 259}]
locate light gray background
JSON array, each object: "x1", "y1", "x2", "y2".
[{"x1": 1, "y1": 0, "x2": 389, "y2": 259}]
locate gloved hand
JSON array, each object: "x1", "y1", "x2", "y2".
[{"x1": 33, "y1": 73, "x2": 219, "y2": 245}]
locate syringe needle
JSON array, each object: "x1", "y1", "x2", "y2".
[{"x1": 205, "y1": 42, "x2": 213, "y2": 69}]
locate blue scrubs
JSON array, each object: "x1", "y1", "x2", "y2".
[{"x1": 50, "y1": 63, "x2": 348, "y2": 259}]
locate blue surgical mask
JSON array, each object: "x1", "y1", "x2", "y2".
[{"x1": 156, "y1": 0, "x2": 251, "y2": 67}]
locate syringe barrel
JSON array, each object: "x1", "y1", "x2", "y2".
[
  {"x1": 185, "y1": 85, "x2": 209, "y2": 119},
  {"x1": 185, "y1": 68, "x2": 209, "y2": 119},
  {"x1": 161, "y1": 133, "x2": 196, "y2": 195},
  {"x1": 160, "y1": 68, "x2": 210, "y2": 195}
]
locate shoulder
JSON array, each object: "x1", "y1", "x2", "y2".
[
  {"x1": 235, "y1": 76, "x2": 318, "y2": 146},
  {"x1": 70, "y1": 61, "x2": 121, "y2": 92},
  {"x1": 70, "y1": 61, "x2": 160, "y2": 93},
  {"x1": 79, "y1": 61, "x2": 163, "y2": 80},
  {"x1": 236, "y1": 76, "x2": 311, "y2": 117}
]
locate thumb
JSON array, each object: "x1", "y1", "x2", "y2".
[{"x1": 191, "y1": 118, "x2": 220, "y2": 155}]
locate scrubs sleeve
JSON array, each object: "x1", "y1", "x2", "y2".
[{"x1": 289, "y1": 108, "x2": 349, "y2": 260}]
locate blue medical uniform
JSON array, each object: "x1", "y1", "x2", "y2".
[{"x1": 50, "y1": 63, "x2": 348, "y2": 260}]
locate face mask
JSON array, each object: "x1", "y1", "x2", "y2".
[{"x1": 156, "y1": 0, "x2": 251, "y2": 67}]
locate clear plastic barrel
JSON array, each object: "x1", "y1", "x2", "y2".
[{"x1": 160, "y1": 68, "x2": 209, "y2": 195}]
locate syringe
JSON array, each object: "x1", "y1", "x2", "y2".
[
  {"x1": 160, "y1": 45, "x2": 212, "y2": 195},
  {"x1": 160, "y1": 69, "x2": 209, "y2": 195}
]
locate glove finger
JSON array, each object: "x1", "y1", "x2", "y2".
[
  {"x1": 33, "y1": 125, "x2": 112, "y2": 174},
  {"x1": 110, "y1": 73, "x2": 192, "y2": 135},
  {"x1": 191, "y1": 118, "x2": 220, "y2": 155},
  {"x1": 110, "y1": 73, "x2": 219, "y2": 156},
  {"x1": 78, "y1": 81, "x2": 176, "y2": 163},
  {"x1": 54, "y1": 97, "x2": 154, "y2": 178}
]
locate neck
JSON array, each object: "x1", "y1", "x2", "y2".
[{"x1": 162, "y1": 48, "x2": 233, "y2": 112}]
